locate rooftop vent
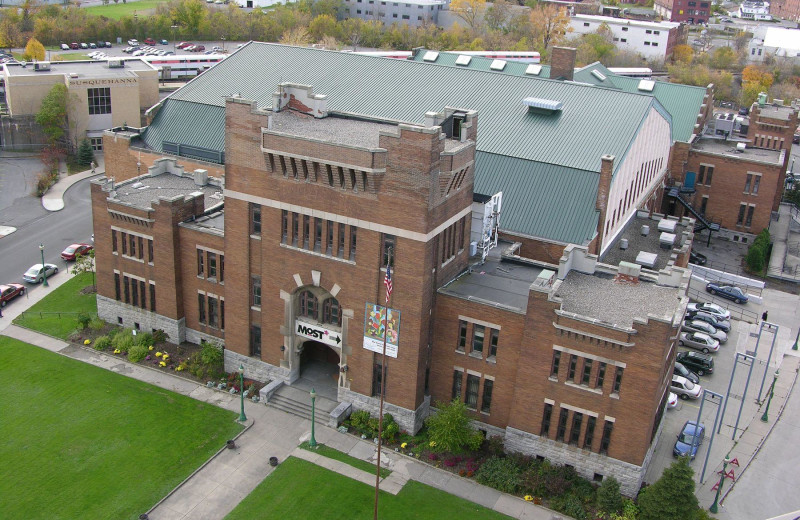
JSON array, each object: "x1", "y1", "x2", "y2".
[
  {"x1": 423, "y1": 51, "x2": 439, "y2": 62},
  {"x1": 34, "y1": 61, "x2": 51, "y2": 71},
  {"x1": 523, "y1": 97, "x2": 563, "y2": 112},
  {"x1": 525, "y1": 64, "x2": 542, "y2": 76},
  {"x1": 108, "y1": 59, "x2": 125, "y2": 68},
  {"x1": 490, "y1": 59, "x2": 507, "y2": 71},
  {"x1": 638, "y1": 79, "x2": 655, "y2": 92},
  {"x1": 737, "y1": 142, "x2": 746, "y2": 151},
  {"x1": 69, "y1": 72, "x2": 78, "y2": 78},
  {"x1": 455, "y1": 54, "x2": 472, "y2": 66},
  {"x1": 591, "y1": 69, "x2": 606, "y2": 81}
]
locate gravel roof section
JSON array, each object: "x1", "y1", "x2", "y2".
[
  {"x1": 692, "y1": 137, "x2": 783, "y2": 164},
  {"x1": 602, "y1": 216, "x2": 687, "y2": 271},
  {"x1": 113, "y1": 173, "x2": 219, "y2": 209},
  {"x1": 555, "y1": 271, "x2": 682, "y2": 328},
  {"x1": 269, "y1": 110, "x2": 398, "y2": 149},
  {"x1": 4, "y1": 59, "x2": 153, "y2": 77}
]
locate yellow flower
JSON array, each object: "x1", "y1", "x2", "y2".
[
  {"x1": 113, "y1": 349, "x2": 120, "y2": 354},
  {"x1": 429, "y1": 441, "x2": 436, "y2": 448},
  {"x1": 155, "y1": 352, "x2": 162, "y2": 357},
  {"x1": 401, "y1": 443, "x2": 407, "y2": 449},
  {"x1": 162, "y1": 354, "x2": 169, "y2": 360},
  {"x1": 176, "y1": 366, "x2": 183, "y2": 371},
  {"x1": 159, "y1": 361, "x2": 166, "y2": 367},
  {"x1": 148, "y1": 346, "x2": 154, "y2": 351},
  {"x1": 83, "y1": 339, "x2": 91, "y2": 345},
  {"x1": 524, "y1": 495, "x2": 533, "y2": 502}
]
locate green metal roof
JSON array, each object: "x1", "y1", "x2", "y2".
[{"x1": 142, "y1": 43, "x2": 668, "y2": 244}]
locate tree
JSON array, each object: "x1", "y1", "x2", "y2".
[
  {"x1": 484, "y1": 0, "x2": 511, "y2": 32},
  {"x1": 449, "y1": 0, "x2": 486, "y2": 34},
  {"x1": 637, "y1": 457, "x2": 699, "y2": 520},
  {"x1": 280, "y1": 26, "x2": 312, "y2": 47},
  {"x1": 35, "y1": 83, "x2": 68, "y2": 146},
  {"x1": 171, "y1": 0, "x2": 207, "y2": 37},
  {"x1": 597, "y1": 476, "x2": 624, "y2": 516},
  {"x1": 425, "y1": 400, "x2": 484, "y2": 454},
  {"x1": 308, "y1": 13, "x2": 339, "y2": 42},
  {"x1": 529, "y1": 4, "x2": 571, "y2": 51},
  {"x1": 24, "y1": 37, "x2": 45, "y2": 61},
  {"x1": 709, "y1": 46, "x2": 736, "y2": 69},
  {"x1": 671, "y1": 44, "x2": 694, "y2": 65},
  {"x1": 72, "y1": 249, "x2": 96, "y2": 289},
  {"x1": 78, "y1": 138, "x2": 94, "y2": 167}
]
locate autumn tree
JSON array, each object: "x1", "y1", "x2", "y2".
[
  {"x1": 709, "y1": 46, "x2": 736, "y2": 69},
  {"x1": 35, "y1": 83, "x2": 68, "y2": 147},
  {"x1": 484, "y1": 0, "x2": 511, "y2": 32},
  {"x1": 24, "y1": 37, "x2": 45, "y2": 61},
  {"x1": 671, "y1": 44, "x2": 694, "y2": 65},
  {"x1": 449, "y1": 0, "x2": 486, "y2": 34},
  {"x1": 308, "y1": 13, "x2": 339, "y2": 41},
  {"x1": 529, "y1": 4, "x2": 571, "y2": 51},
  {"x1": 171, "y1": 0, "x2": 207, "y2": 38},
  {"x1": 280, "y1": 26, "x2": 312, "y2": 47},
  {"x1": 741, "y1": 65, "x2": 774, "y2": 106}
]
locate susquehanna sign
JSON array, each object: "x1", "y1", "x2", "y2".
[
  {"x1": 68, "y1": 78, "x2": 137, "y2": 87},
  {"x1": 295, "y1": 320, "x2": 342, "y2": 348}
]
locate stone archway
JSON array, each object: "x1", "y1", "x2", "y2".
[{"x1": 296, "y1": 340, "x2": 340, "y2": 400}]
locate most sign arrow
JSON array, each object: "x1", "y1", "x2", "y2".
[{"x1": 295, "y1": 321, "x2": 342, "y2": 348}]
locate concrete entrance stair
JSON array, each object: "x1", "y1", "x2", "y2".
[{"x1": 268, "y1": 384, "x2": 338, "y2": 424}]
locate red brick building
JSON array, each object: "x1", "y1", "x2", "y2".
[{"x1": 653, "y1": 0, "x2": 711, "y2": 24}]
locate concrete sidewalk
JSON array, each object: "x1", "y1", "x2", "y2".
[
  {"x1": 42, "y1": 155, "x2": 105, "y2": 211},
  {"x1": 1, "y1": 323, "x2": 558, "y2": 520}
]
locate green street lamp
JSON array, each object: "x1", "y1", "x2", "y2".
[
  {"x1": 238, "y1": 364, "x2": 247, "y2": 422},
  {"x1": 309, "y1": 387, "x2": 317, "y2": 448},
  {"x1": 39, "y1": 244, "x2": 49, "y2": 287},
  {"x1": 792, "y1": 326, "x2": 799, "y2": 351},
  {"x1": 709, "y1": 454, "x2": 731, "y2": 513},
  {"x1": 761, "y1": 370, "x2": 779, "y2": 422}
]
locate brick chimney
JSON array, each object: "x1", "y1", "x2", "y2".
[
  {"x1": 550, "y1": 47, "x2": 576, "y2": 81},
  {"x1": 593, "y1": 154, "x2": 615, "y2": 254}
]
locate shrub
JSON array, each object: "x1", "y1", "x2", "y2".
[
  {"x1": 93, "y1": 336, "x2": 111, "y2": 351},
  {"x1": 76, "y1": 312, "x2": 91, "y2": 329},
  {"x1": 111, "y1": 329, "x2": 135, "y2": 353},
  {"x1": 135, "y1": 331, "x2": 153, "y2": 348},
  {"x1": 475, "y1": 456, "x2": 522, "y2": 494},
  {"x1": 200, "y1": 341, "x2": 223, "y2": 365},
  {"x1": 128, "y1": 344, "x2": 148, "y2": 363},
  {"x1": 745, "y1": 228, "x2": 771, "y2": 273},
  {"x1": 597, "y1": 476, "x2": 624, "y2": 515},
  {"x1": 486, "y1": 435, "x2": 505, "y2": 457},
  {"x1": 350, "y1": 410, "x2": 371, "y2": 430},
  {"x1": 382, "y1": 420, "x2": 399, "y2": 442},
  {"x1": 366, "y1": 417, "x2": 380, "y2": 437},
  {"x1": 551, "y1": 494, "x2": 587, "y2": 520},
  {"x1": 425, "y1": 400, "x2": 484, "y2": 454},
  {"x1": 88, "y1": 317, "x2": 106, "y2": 331},
  {"x1": 152, "y1": 329, "x2": 168, "y2": 344}
]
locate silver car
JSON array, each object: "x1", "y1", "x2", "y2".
[
  {"x1": 23, "y1": 263, "x2": 58, "y2": 284},
  {"x1": 681, "y1": 320, "x2": 727, "y2": 344},
  {"x1": 679, "y1": 332, "x2": 720, "y2": 353}
]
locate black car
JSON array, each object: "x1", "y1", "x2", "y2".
[
  {"x1": 96, "y1": 41, "x2": 106, "y2": 48},
  {"x1": 674, "y1": 361, "x2": 700, "y2": 384},
  {"x1": 676, "y1": 351, "x2": 714, "y2": 376},
  {"x1": 689, "y1": 249, "x2": 707, "y2": 266},
  {"x1": 686, "y1": 310, "x2": 731, "y2": 332}
]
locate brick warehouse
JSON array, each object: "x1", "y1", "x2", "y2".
[{"x1": 92, "y1": 67, "x2": 695, "y2": 493}]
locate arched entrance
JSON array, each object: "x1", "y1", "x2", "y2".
[{"x1": 297, "y1": 340, "x2": 340, "y2": 400}]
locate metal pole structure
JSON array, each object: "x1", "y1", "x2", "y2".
[
  {"x1": 39, "y1": 244, "x2": 49, "y2": 287},
  {"x1": 690, "y1": 387, "x2": 707, "y2": 461},
  {"x1": 238, "y1": 364, "x2": 247, "y2": 422},
  {"x1": 309, "y1": 388, "x2": 317, "y2": 447},
  {"x1": 718, "y1": 353, "x2": 746, "y2": 434},
  {"x1": 709, "y1": 454, "x2": 732, "y2": 513},
  {"x1": 700, "y1": 390, "x2": 724, "y2": 483},
  {"x1": 171, "y1": 25, "x2": 178, "y2": 53},
  {"x1": 733, "y1": 323, "x2": 765, "y2": 439},
  {"x1": 792, "y1": 322, "x2": 799, "y2": 351},
  {"x1": 757, "y1": 323, "x2": 779, "y2": 403},
  {"x1": 761, "y1": 370, "x2": 779, "y2": 422},
  {"x1": 373, "y1": 248, "x2": 392, "y2": 520}
]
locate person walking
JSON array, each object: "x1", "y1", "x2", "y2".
[{"x1": 762, "y1": 311, "x2": 769, "y2": 323}]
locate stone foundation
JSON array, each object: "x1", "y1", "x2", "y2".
[
  {"x1": 186, "y1": 328, "x2": 225, "y2": 348},
  {"x1": 339, "y1": 388, "x2": 431, "y2": 434},
  {"x1": 225, "y1": 349, "x2": 291, "y2": 384},
  {"x1": 97, "y1": 296, "x2": 185, "y2": 343}
]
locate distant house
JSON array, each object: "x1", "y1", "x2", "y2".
[
  {"x1": 569, "y1": 15, "x2": 687, "y2": 61},
  {"x1": 748, "y1": 26, "x2": 800, "y2": 62}
]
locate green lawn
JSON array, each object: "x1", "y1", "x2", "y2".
[
  {"x1": 13, "y1": 272, "x2": 97, "y2": 339},
  {"x1": 299, "y1": 441, "x2": 391, "y2": 479},
  {"x1": 225, "y1": 457, "x2": 511, "y2": 520},
  {"x1": 0, "y1": 336, "x2": 243, "y2": 520},
  {"x1": 83, "y1": 0, "x2": 170, "y2": 20}
]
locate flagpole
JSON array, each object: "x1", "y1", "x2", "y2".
[{"x1": 373, "y1": 248, "x2": 392, "y2": 520}]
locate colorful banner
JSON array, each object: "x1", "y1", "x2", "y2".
[{"x1": 363, "y1": 303, "x2": 400, "y2": 358}]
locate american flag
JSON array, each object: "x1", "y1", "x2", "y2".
[{"x1": 384, "y1": 264, "x2": 393, "y2": 303}]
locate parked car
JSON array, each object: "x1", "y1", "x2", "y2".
[
  {"x1": 128, "y1": 39, "x2": 140, "y2": 46},
  {"x1": 160, "y1": 39, "x2": 169, "y2": 45},
  {"x1": 671, "y1": 375, "x2": 702, "y2": 400},
  {"x1": 22, "y1": 263, "x2": 58, "y2": 284},
  {"x1": 0, "y1": 283, "x2": 26, "y2": 307},
  {"x1": 676, "y1": 351, "x2": 714, "y2": 376},
  {"x1": 687, "y1": 302, "x2": 731, "y2": 320},
  {"x1": 89, "y1": 43, "x2": 97, "y2": 49},
  {"x1": 96, "y1": 41, "x2": 106, "y2": 48},
  {"x1": 689, "y1": 249, "x2": 707, "y2": 266},
  {"x1": 60, "y1": 243, "x2": 93, "y2": 261},
  {"x1": 70, "y1": 42, "x2": 79, "y2": 49},
  {"x1": 706, "y1": 283, "x2": 749, "y2": 304},
  {"x1": 132, "y1": 50, "x2": 146, "y2": 56},
  {"x1": 192, "y1": 45, "x2": 205, "y2": 52},
  {"x1": 176, "y1": 41, "x2": 191, "y2": 49},
  {"x1": 679, "y1": 332, "x2": 720, "y2": 353},
  {"x1": 681, "y1": 320, "x2": 727, "y2": 344},
  {"x1": 60, "y1": 43, "x2": 70, "y2": 50},
  {"x1": 211, "y1": 46, "x2": 222, "y2": 52},
  {"x1": 673, "y1": 421, "x2": 705, "y2": 458},
  {"x1": 667, "y1": 392, "x2": 678, "y2": 409},
  {"x1": 80, "y1": 42, "x2": 89, "y2": 49},
  {"x1": 143, "y1": 37, "x2": 156, "y2": 45},
  {"x1": 686, "y1": 310, "x2": 731, "y2": 332},
  {"x1": 674, "y1": 362, "x2": 700, "y2": 384},
  {"x1": 105, "y1": 42, "x2": 112, "y2": 48}
]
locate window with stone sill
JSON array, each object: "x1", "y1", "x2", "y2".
[
  {"x1": 457, "y1": 320, "x2": 467, "y2": 352},
  {"x1": 540, "y1": 403, "x2": 553, "y2": 437}
]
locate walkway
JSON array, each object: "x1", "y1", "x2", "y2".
[
  {"x1": 42, "y1": 155, "x2": 105, "y2": 212},
  {"x1": 768, "y1": 203, "x2": 800, "y2": 282}
]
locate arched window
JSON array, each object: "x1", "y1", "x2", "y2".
[
  {"x1": 299, "y1": 290, "x2": 318, "y2": 319},
  {"x1": 322, "y1": 298, "x2": 342, "y2": 326}
]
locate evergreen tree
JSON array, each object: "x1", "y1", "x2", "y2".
[
  {"x1": 637, "y1": 457, "x2": 699, "y2": 520},
  {"x1": 597, "y1": 476, "x2": 624, "y2": 516},
  {"x1": 78, "y1": 138, "x2": 94, "y2": 167}
]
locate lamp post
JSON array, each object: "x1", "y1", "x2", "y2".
[
  {"x1": 238, "y1": 364, "x2": 247, "y2": 422},
  {"x1": 309, "y1": 388, "x2": 317, "y2": 448},
  {"x1": 793, "y1": 325, "x2": 799, "y2": 351},
  {"x1": 171, "y1": 25, "x2": 178, "y2": 53},
  {"x1": 709, "y1": 454, "x2": 732, "y2": 513},
  {"x1": 39, "y1": 244, "x2": 49, "y2": 287},
  {"x1": 221, "y1": 36, "x2": 225, "y2": 52},
  {"x1": 761, "y1": 370, "x2": 779, "y2": 422}
]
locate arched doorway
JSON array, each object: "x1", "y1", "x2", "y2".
[{"x1": 297, "y1": 340, "x2": 340, "y2": 400}]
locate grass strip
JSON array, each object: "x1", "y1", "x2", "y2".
[{"x1": 300, "y1": 440, "x2": 391, "y2": 479}]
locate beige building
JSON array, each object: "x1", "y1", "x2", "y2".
[{"x1": 2, "y1": 59, "x2": 158, "y2": 150}]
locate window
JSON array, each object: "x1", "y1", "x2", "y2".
[
  {"x1": 382, "y1": 234, "x2": 395, "y2": 267},
  {"x1": 705, "y1": 166, "x2": 714, "y2": 185},
  {"x1": 302, "y1": 215, "x2": 310, "y2": 249},
  {"x1": 457, "y1": 321, "x2": 467, "y2": 352},
  {"x1": 372, "y1": 361, "x2": 386, "y2": 397},
  {"x1": 595, "y1": 362, "x2": 606, "y2": 389},
  {"x1": 281, "y1": 210, "x2": 288, "y2": 244},
  {"x1": 652, "y1": 42, "x2": 658, "y2": 47},
  {"x1": 481, "y1": 379, "x2": 493, "y2": 413},
  {"x1": 613, "y1": 367, "x2": 624, "y2": 394},
  {"x1": 584, "y1": 22, "x2": 590, "y2": 26},
  {"x1": 700, "y1": 196, "x2": 708, "y2": 215},
  {"x1": 197, "y1": 249, "x2": 204, "y2": 277},
  {"x1": 551, "y1": 351, "x2": 561, "y2": 378},
  {"x1": 322, "y1": 298, "x2": 342, "y2": 326},
  {"x1": 582, "y1": 359, "x2": 593, "y2": 386},
  {"x1": 489, "y1": 329, "x2": 499, "y2": 358},
  {"x1": 221, "y1": 300, "x2": 225, "y2": 330},
  {"x1": 198, "y1": 293, "x2": 206, "y2": 324},
  {"x1": 737, "y1": 204, "x2": 747, "y2": 225},
  {"x1": 299, "y1": 290, "x2": 317, "y2": 319},
  {"x1": 129, "y1": 234, "x2": 136, "y2": 258},
  {"x1": 541, "y1": 403, "x2": 553, "y2": 437},
  {"x1": 654, "y1": 30, "x2": 660, "y2": 35},
  {"x1": 138, "y1": 236, "x2": 143, "y2": 260},
  {"x1": 646, "y1": 29, "x2": 652, "y2": 34},
  {"x1": 621, "y1": 38, "x2": 627, "y2": 43},
  {"x1": 472, "y1": 325, "x2": 485, "y2": 355},
  {"x1": 584, "y1": 416, "x2": 596, "y2": 450},
  {"x1": 568, "y1": 355, "x2": 578, "y2": 381},
  {"x1": 112, "y1": 230, "x2": 117, "y2": 252},
  {"x1": 149, "y1": 282, "x2": 156, "y2": 312},
  {"x1": 314, "y1": 218, "x2": 322, "y2": 252},
  {"x1": 250, "y1": 325, "x2": 261, "y2": 357},
  {"x1": 556, "y1": 408, "x2": 569, "y2": 442},
  {"x1": 465, "y1": 374, "x2": 480, "y2": 409},
  {"x1": 219, "y1": 255, "x2": 224, "y2": 283},
  {"x1": 569, "y1": 412, "x2": 583, "y2": 445},
  {"x1": 292, "y1": 213, "x2": 299, "y2": 246},
  {"x1": 452, "y1": 370, "x2": 463, "y2": 400},
  {"x1": 131, "y1": 278, "x2": 138, "y2": 307},
  {"x1": 744, "y1": 174, "x2": 752, "y2": 193},
  {"x1": 349, "y1": 226, "x2": 357, "y2": 261},
  {"x1": 338, "y1": 223, "x2": 345, "y2": 258},
  {"x1": 622, "y1": 26, "x2": 628, "y2": 31},
  {"x1": 123, "y1": 276, "x2": 130, "y2": 303},
  {"x1": 249, "y1": 203, "x2": 261, "y2": 235},
  {"x1": 208, "y1": 297, "x2": 219, "y2": 328},
  {"x1": 600, "y1": 420, "x2": 614, "y2": 454},
  {"x1": 139, "y1": 280, "x2": 146, "y2": 309},
  {"x1": 114, "y1": 273, "x2": 121, "y2": 300},
  {"x1": 148, "y1": 239, "x2": 154, "y2": 263},
  {"x1": 752, "y1": 175, "x2": 760, "y2": 194},
  {"x1": 90, "y1": 137, "x2": 103, "y2": 151},
  {"x1": 746, "y1": 205, "x2": 755, "y2": 227},
  {"x1": 251, "y1": 275, "x2": 261, "y2": 307},
  {"x1": 88, "y1": 87, "x2": 111, "y2": 115},
  {"x1": 208, "y1": 252, "x2": 217, "y2": 279}
]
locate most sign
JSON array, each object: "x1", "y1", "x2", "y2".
[{"x1": 295, "y1": 321, "x2": 342, "y2": 348}]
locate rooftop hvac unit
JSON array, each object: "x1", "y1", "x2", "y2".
[
  {"x1": 620, "y1": 238, "x2": 629, "y2": 250},
  {"x1": 641, "y1": 225, "x2": 650, "y2": 236},
  {"x1": 108, "y1": 59, "x2": 125, "y2": 68},
  {"x1": 737, "y1": 142, "x2": 747, "y2": 151},
  {"x1": 34, "y1": 61, "x2": 50, "y2": 71}
]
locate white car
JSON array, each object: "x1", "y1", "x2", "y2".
[
  {"x1": 679, "y1": 332, "x2": 720, "y2": 353},
  {"x1": 681, "y1": 320, "x2": 727, "y2": 344},
  {"x1": 687, "y1": 302, "x2": 731, "y2": 320},
  {"x1": 132, "y1": 50, "x2": 146, "y2": 56},
  {"x1": 60, "y1": 43, "x2": 70, "y2": 50},
  {"x1": 128, "y1": 39, "x2": 139, "y2": 46},
  {"x1": 23, "y1": 263, "x2": 59, "y2": 284},
  {"x1": 671, "y1": 375, "x2": 702, "y2": 400},
  {"x1": 667, "y1": 392, "x2": 678, "y2": 409}
]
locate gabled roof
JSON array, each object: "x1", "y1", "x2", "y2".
[{"x1": 142, "y1": 43, "x2": 667, "y2": 244}]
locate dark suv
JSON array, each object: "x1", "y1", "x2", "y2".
[
  {"x1": 676, "y1": 351, "x2": 714, "y2": 376},
  {"x1": 674, "y1": 362, "x2": 700, "y2": 384}
]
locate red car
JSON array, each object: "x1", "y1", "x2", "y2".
[
  {"x1": 144, "y1": 37, "x2": 157, "y2": 45},
  {"x1": 0, "y1": 283, "x2": 25, "y2": 307},
  {"x1": 61, "y1": 243, "x2": 94, "y2": 261},
  {"x1": 70, "y1": 42, "x2": 79, "y2": 49},
  {"x1": 192, "y1": 45, "x2": 205, "y2": 52},
  {"x1": 176, "y1": 41, "x2": 191, "y2": 49}
]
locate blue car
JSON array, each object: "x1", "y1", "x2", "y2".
[
  {"x1": 673, "y1": 420, "x2": 705, "y2": 458},
  {"x1": 706, "y1": 283, "x2": 748, "y2": 304}
]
